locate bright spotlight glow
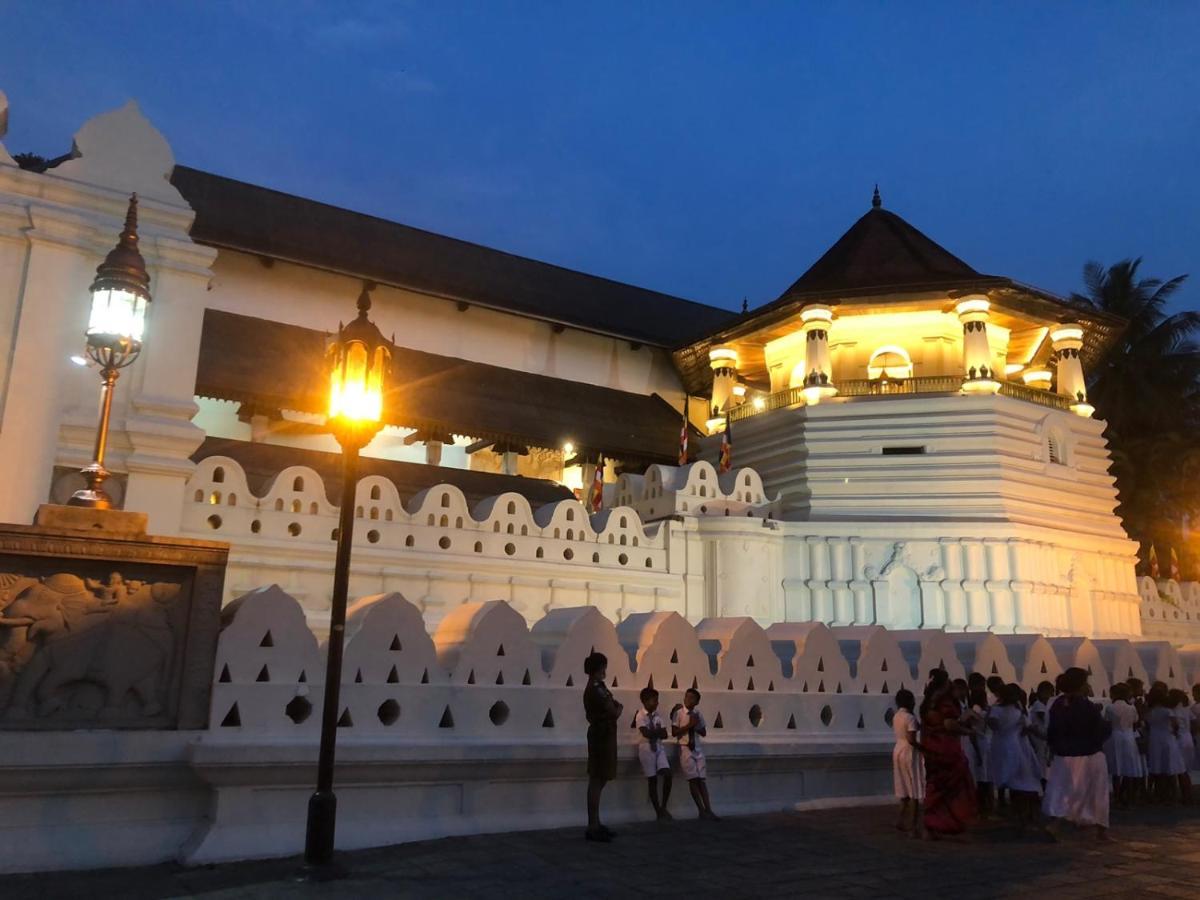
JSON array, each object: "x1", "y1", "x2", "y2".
[
  {"x1": 562, "y1": 441, "x2": 575, "y2": 456},
  {"x1": 70, "y1": 355, "x2": 88, "y2": 367}
]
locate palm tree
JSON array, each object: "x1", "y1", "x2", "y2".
[{"x1": 1071, "y1": 259, "x2": 1198, "y2": 571}]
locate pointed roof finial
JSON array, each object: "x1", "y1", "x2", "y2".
[
  {"x1": 871, "y1": 184, "x2": 881, "y2": 209},
  {"x1": 90, "y1": 192, "x2": 150, "y2": 300},
  {"x1": 357, "y1": 280, "x2": 375, "y2": 317},
  {"x1": 741, "y1": 297, "x2": 749, "y2": 314}
]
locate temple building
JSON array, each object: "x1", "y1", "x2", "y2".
[{"x1": 0, "y1": 96, "x2": 1148, "y2": 638}]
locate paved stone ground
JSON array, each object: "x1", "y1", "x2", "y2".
[{"x1": 11, "y1": 802, "x2": 1200, "y2": 899}]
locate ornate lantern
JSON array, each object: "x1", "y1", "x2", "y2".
[
  {"x1": 326, "y1": 286, "x2": 393, "y2": 449},
  {"x1": 68, "y1": 194, "x2": 151, "y2": 509}
]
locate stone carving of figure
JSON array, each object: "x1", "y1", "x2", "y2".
[{"x1": 0, "y1": 572, "x2": 183, "y2": 721}]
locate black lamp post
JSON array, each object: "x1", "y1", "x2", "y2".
[
  {"x1": 68, "y1": 194, "x2": 150, "y2": 509},
  {"x1": 304, "y1": 285, "x2": 394, "y2": 873}
]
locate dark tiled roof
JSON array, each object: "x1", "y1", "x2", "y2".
[
  {"x1": 195, "y1": 309, "x2": 690, "y2": 463},
  {"x1": 192, "y1": 437, "x2": 574, "y2": 508},
  {"x1": 170, "y1": 166, "x2": 736, "y2": 348},
  {"x1": 778, "y1": 205, "x2": 1003, "y2": 300}
]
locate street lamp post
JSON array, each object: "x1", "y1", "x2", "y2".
[
  {"x1": 68, "y1": 194, "x2": 151, "y2": 509},
  {"x1": 304, "y1": 285, "x2": 394, "y2": 873}
]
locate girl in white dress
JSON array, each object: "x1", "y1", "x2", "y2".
[
  {"x1": 1192, "y1": 685, "x2": 1200, "y2": 771},
  {"x1": 986, "y1": 683, "x2": 1044, "y2": 830},
  {"x1": 891, "y1": 688, "x2": 924, "y2": 835},
  {"x1": 967, "y1": 684, "x2": 994, "y2": 818},
  {"x1": 1146, "y1": 685, "x2": 1185, "y2": 802},
  {"x1": 1168, "y1": 689, "x2": 1194, "y2": 803},
  {"x1": 1102, "y1": 683, "x2": 1142, "y2": 808}
]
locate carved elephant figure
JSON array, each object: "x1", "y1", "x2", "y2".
[{"x1": 3, "y1": 579, "x2": 183, "y2": 720}]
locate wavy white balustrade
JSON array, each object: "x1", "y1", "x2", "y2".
[{"x1": 208, "y1": 586, "x2": 1200, "y2": 740}]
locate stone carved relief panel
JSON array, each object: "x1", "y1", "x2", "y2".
[{"x1": 0, "y1": 524, "x2": 227, "y2": 729}]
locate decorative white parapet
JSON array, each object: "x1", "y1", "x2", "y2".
[{"x1": 0, "y1": 581, "x2": 1197, "y2": 875}]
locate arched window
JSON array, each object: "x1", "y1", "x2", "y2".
[{"x1": 867, "y1": 345, "x2": 913, "y2": 381}]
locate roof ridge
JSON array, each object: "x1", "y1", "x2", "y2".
[{"x1": 171, "y1": 164, "x2": 731, "y2": 317}]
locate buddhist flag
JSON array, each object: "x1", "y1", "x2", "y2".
[
  {"x1": 678, "y1": 397, "x2": 689, "y2": 466},
  {"x1": 718, "y1": 416, "x2": 732, "y2": 474},
  {"x1": 1148, "y1": 544, "x2": 1160, "y2": 579},
  {"x1": 1169, "y1": 547, "x2": 1181, "y2": 581},
  {"x1": 589, "y1": 457, "x2": 604, "y2": 513}
]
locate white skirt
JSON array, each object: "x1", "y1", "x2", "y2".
[
  {"x1": 1148, "y1": 731, "x2": 1185, "y2": 776},
  {"x1": 1104, "y1": 730, "x2": 1144, "y2": 778},
  {"x1": 893, "y1": 742, "x2": 925, "y2": 800},
  {"x1": 1042, "y1": 753, "x2": 1109, "y2": 828}
]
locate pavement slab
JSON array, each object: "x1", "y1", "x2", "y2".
[{"x1": 8, "y1": 802, "x2": 1200, "y2": 899}]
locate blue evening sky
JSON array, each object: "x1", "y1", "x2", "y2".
[{"x1": 1, "y1": 1, "x2": 1197, "y2": 311}]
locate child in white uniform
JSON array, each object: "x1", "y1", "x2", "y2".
[
  {"x1": 1169, "y1": 689, "x2": 1194, "y2": 802},
  {"x1": 1102, "y1": 683, "x2": 1143, "y2": 808},
  {"x1": 891, "y1": 688, "x2": 924, "y2": 835},
  {"x1": 1028, "y1": 681, "x2": 1054, "y2": 782},
  {"x1": 673, "y1": 688, "x2": 718, "y2": 820},
  {"x1": 987, "y1": 683, "x2": 1044, "y2": 830},
  {"x1": 635, "y1": 687, "x2": 673, "y2": 820},
  {"x1": 1146, "y1": 685, "x2": 1185, "y2": 802}
]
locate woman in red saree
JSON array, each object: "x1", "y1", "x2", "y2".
[{"x1": 920, "y1": 669, "x2": 977, "y2": 836}]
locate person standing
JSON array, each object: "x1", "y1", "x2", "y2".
[
  {"x1": 1102, "y1": 683, "x2": 1143, "y2": 809},
  {"x1": 987, "y1": 683, "x2": 1044, "y2": 832},
  {"x1": 892, "y1": 688, "x2": 924, "y2": 836},
  {"x1": 1043, "y1": 667, "x2": 1112, "y2": 840},
  {"x1": 582, "y1": 651, "x2": 622, "y2": 842},
  {"x1": 920, "y1": 669, "x2": 977, "y2": 837}
]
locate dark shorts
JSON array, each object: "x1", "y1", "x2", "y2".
[{"x1": 587, "y1": 724, "x2": 617, "y2": 780}]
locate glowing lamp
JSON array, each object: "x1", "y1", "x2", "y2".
[
  {"x1": 326, "y1": 287, "x2": 394, "y2": 449},
  {"x1": 68, "y1": 194, "x2": 152, "y2": 509},
  {"x1": 307, "y1": 285, "x2": 395, "y2": 871}
]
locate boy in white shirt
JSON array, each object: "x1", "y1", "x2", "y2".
[
  {"x1": 635, "y1": 687, "x2": 673, "y2": 820},
  {"x1": 672, "y1": 688, "x2": 719, "y2": 820}
]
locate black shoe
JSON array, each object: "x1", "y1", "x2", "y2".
[
  {"x1": 599, "y1": 824, "x2": 617, "y2": 838},
  {"x1": 585, "y1": 828, "x2": 612, "y2": 843}
]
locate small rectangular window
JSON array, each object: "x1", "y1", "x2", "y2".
[{"x1": 881, "y1": 446, "x2": 926, "y2": 455}]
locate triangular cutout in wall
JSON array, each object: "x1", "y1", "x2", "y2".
[
  {"x1": 387, "y1": 665, "x2": 399, "y2": 684},
  {"x1": 389, "y1": 635, "x2": 402, "y2": 651},
  {"x1": 259, "y1": 631, "x2": 274, "y2": 648},
  {"x1": 218, "y1": 664, "x2": 232, "y2": 683},
  {"x1": 256, "y1": 665, "x2": 270, "y2": 683},
  {"x1": 786, "y1": 713, "x2": 796, "y2": 729},
  {"x1": 337, "y1": 708, "x2": 353, "y2": 727},
  {"x1": 438, "y1": 706, "x2": 454, "y2": 728},
  {"x1": 542, "y1": 709, "x2": 555, "y2": 728},
  {"x1": 220, "y1": 703, "x2": 241, "y2": 727},
  {"x1": 713, "y1": 712, "x2": 724, "y2": 728}
]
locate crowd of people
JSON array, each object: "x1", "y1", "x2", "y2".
[
  {"x1": 579, "y1": 649, "x2": 1200, "y2": 843},
  {"x1": 893, "y1": 668, "x2": 1200, "y2": 841}
]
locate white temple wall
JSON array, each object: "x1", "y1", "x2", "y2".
[
  {"x1": 182, "y1": 457, "x2": 1146, "y2": 639},
  {"x1": 0, "y1": 100, "x2": 216, "y2": 531},
  {"x1": 0, "y1": 585, "x2": 1194, "y2": 875},
  {"x1": 206, "y1": 248, "x2": 686, "y2": 402}
]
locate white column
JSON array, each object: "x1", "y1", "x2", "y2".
[
  {"x1": 800, "y1": 304, "x2": 836, "y2": 404},
  {"x1": 500, "y1": 450, "x2": 519, "y2": 476},
  {"x1": 1050, "y1": 323, "x2": 1094, "y2": 417},
  {"x1": 708, "y1": 347, "x2": 739, "y2": 417},
  {"x1": 425, "y1": 440, "x2": 443, "y2": 466},
  {"x1": 955, "y1": 295, "x2": 1000, "y2": 394}
]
